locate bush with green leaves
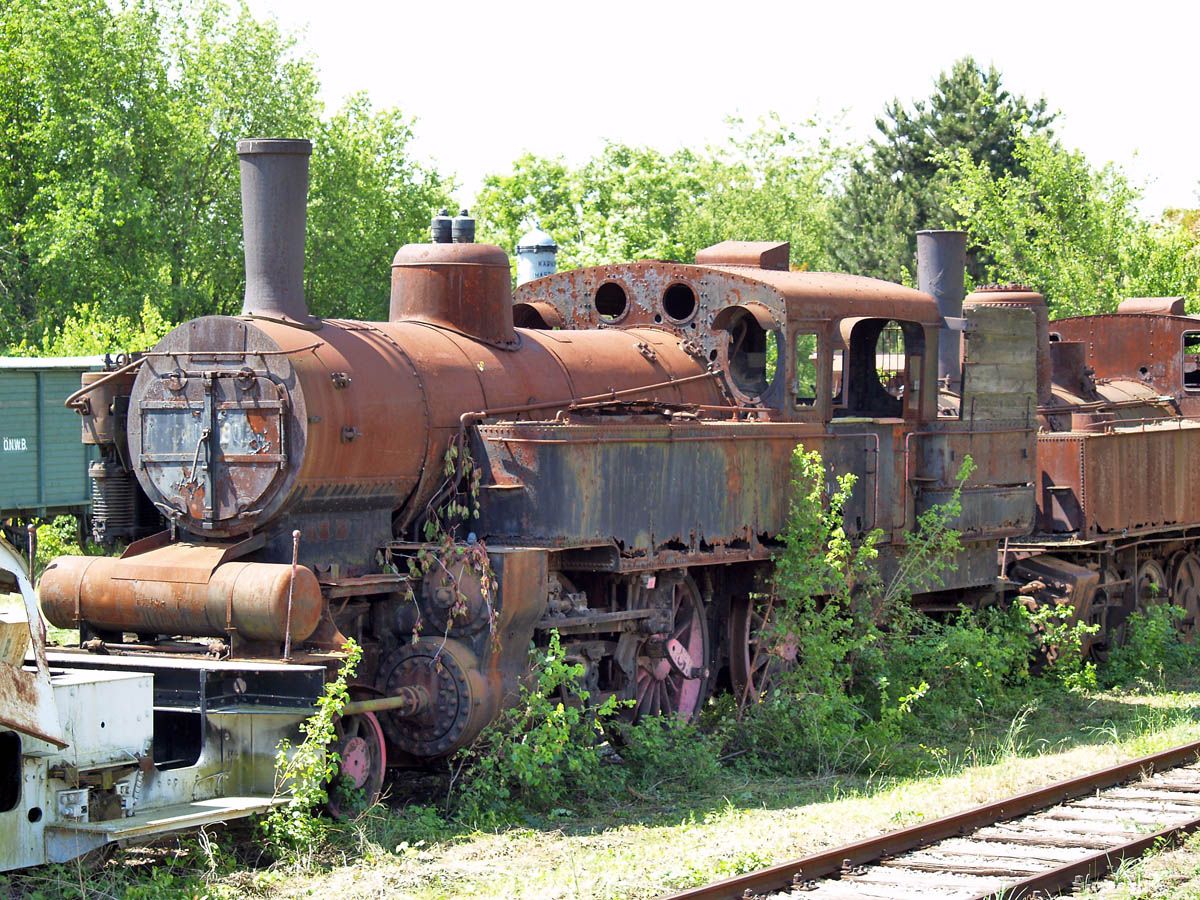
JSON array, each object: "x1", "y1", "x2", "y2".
[
  {"x1": 1103, "y1": 604, "x2": 1200, "y2": 689},
  {"x1": 737, "y1": 448, "x2": 883, "y2": 769},
  {"x1": 260, "y1": 639, "x2": 362, "y2": 859},
  {"x1": 738, "y1": 447, "x2": 1036, "y2": 772},
  {"x1": 1021, "y1": 601, "x2": 1099, "y2": 692},
  {"x1": 452, "y1": 631, "x2": 624, "y2": 823},
  {"x1": 614, "y1": 715, "x2": 725, "y2": 793},
  {"x1": 871, "y1": 605, "x2": 1032, "y2": 731},
  {"x1": 32, "y1": 515, "x2": 91, "y2": 575}
]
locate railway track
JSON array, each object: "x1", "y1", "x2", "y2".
[{"x1": 664, "y1": 740, "x2": 1200, "y2": 900}]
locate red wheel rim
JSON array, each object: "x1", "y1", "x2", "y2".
[
  {"x1": 633, "y1": 577, "x2": 709, "y2": 721},
  {"x1": 327, "y1": 710, "x2": 387, "y2": 819}
]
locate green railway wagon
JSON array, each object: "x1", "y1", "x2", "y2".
[{"x1": 0, "y1": 356, "x2": 103, "y2": 520}]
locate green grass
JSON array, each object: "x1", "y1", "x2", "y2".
[
  {"x1": 6, "y1": 678, "x2": 1200, "y2": 899},
  {"x1": 1081, "y1": 830, "x2": 1200, "y2": 899}
]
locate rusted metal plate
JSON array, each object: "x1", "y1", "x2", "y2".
[
  {"x1": 109, "y1": 541, "x2": 237, "y2": 584},
  {"x1": 1083, "y1": 422, "x2": 1200, "y2": 535},
  {"x1": 960, "y1": 305, "x2": 1039, "y2": 412},
  {"x1": 516, "y1": 259, "x2": 940, "y2": 389},
  {"x1": 1036, "y1": 436, "x2": 1086, "y2": 534},
  {"x1": 1053, "y1": 313, "x2": 1200, "y2": 416},
  {"x1": 0, "y1": 615, "x2": 65, "y2": 746},
  {"x1": 965, "y1": 287, "x2": 1050, "y2": 405},
  {"x1": 927, "y1": 485, "x2": 1033, "y2": 539},
  {"x1": 1036, "y1": 422, "x2": 1200, "y2": 538},
  {"x1": 474, "y1": 420, "x2": 805, "y2": 557}
]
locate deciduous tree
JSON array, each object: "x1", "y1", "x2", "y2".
[
  {"x1": 0, "y1": 0, "x2": 447, "y2": 350},
  {"x1": 474, "y1": 117, "x2": 839, "y2": 274},
  {"x1": 945, "y1": 134, "x2": 1200, "y2": 316}
]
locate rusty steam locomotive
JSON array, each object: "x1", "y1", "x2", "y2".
[{"x1": 6, "y1": 136, "x2": 1200, "y2": 867}]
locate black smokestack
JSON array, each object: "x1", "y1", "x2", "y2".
[
  {"x1": 916, "y1": 230, "x2": 967, "y2": 392},
  {"x1": 238, "y1": 138, "x2": 315, "y2": 324}
]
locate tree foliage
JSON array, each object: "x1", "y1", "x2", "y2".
[
  {"x1": 0, "y1": 0, "x2": 448, "y2": 350},
  {"x1": 831, "y1": 57, "x2": 1056, "y2": 281},
  {"x1": 474, "y1": 116, "x2": 840, "y2": 272},
  {"x1": 944, "y1": 134, "x2": 1200, "y2": 316},
  {"x1": 307, "y1": 94, "x2": 452, "y2": 320}
]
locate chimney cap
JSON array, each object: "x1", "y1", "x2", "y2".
[{"x1": 237, "y1": 138, "x2": 312, "y2": 156}]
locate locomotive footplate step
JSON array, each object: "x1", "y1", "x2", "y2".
[{"x1": 46, "y1": 796, "x2": 283, "y2": 840}]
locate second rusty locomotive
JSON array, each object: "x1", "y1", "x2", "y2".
[{"x1": 30, "y1": 135, "x2": 1200, "y2": 820}]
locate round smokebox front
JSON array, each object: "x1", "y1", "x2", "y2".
[{"x1": 127, "y1": 316, "x2": 308, "y2": 538}]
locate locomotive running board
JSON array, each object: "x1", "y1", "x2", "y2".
[{"x1": 43, "y1": 796, "x2": 283, "y2": 863}]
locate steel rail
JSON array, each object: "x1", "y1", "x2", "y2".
[{"x1": 661, "y1": 738, "x2": 1200, "y2": 900}]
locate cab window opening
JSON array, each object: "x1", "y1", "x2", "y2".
[
  {"x1": 839, "y1": 318, "x2": 925, "y2": 418},
  {"x1": 1184, "y1": 332, "x2": 1200, "y2": 390},
  {"x1": 714, "y1": 305, "x2": 783, "y2": 407},
  {"x1": 876, "y1": 321, "x2": 906, "y2": 399},
  {"x1": 793, "y1": 332, "x2": 818, "y2": 406},
  {"x1": 831, "y1": 346, "x2": 846, "y2": 405}
]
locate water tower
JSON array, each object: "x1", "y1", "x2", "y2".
[{"x1": 515, "y1": 224, "x2": 558, "y2": 286}]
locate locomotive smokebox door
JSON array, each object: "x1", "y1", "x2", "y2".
[
  {"x1": 129, "y1": 317, "x2": 299, "y2": 534},
  {"x1": 139, "y1": 368, "x2": 285, "y2": 526}
]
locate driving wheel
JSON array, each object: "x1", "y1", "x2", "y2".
[
  {"x1": 729, "y1": 594, "x2": 794, "y2": 708},
  {"x1": 1136, "y1": 559, "x2": 1169, "y2": 610},
  {"x1": 1169, "y1": 551, "x2": 1200, "y2": 637},
  {"x1": 631, "y1": 575, "x2": 711, "y2": 722}
]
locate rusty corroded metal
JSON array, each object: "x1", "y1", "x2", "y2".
[
  {"x1": 917, "y1": 229, "x2": 968, "y2": 393},
  {"x1": 27, "y1": 126, "x2": 1200, "y2": 877},
  {"x1": 1117, "y1": 296, "x2": 1186, "y2": 315},
  {"x1": 1027, "y1": 311, "x2": 1200, "y2": 539},
  {"x1": 965, "y1": 283, "x2": 1052, "y2": 405},
  {"x1": 121, "y1": 311, "x2": 723, "y2": 563},
  {"x1": 238, "y1": 138, "x2": 315, "y2": 326},
  {"x1": 68, "y1": 357, "x2": 143, "y2": 422},
  {"x1": 694, "y1": 240, "x2": 790, "y2": 271},
  {"x1": 0, "y1": 617, "x2": 65, "y2": 747},
  {"x1": 390, "y1": 242, "x2": 517, "y2": 347},
  {"x1": 40, "y1": 552, "x2": 323, "y2": 642}
]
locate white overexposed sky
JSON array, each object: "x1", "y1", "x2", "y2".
[{"x1": 245, "y1": 0, "x2": 1197, "y2": 219}]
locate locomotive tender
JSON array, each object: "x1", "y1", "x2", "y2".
[{"x1": 5, "y1": 136, "x2": 1200, "y2": 868}]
